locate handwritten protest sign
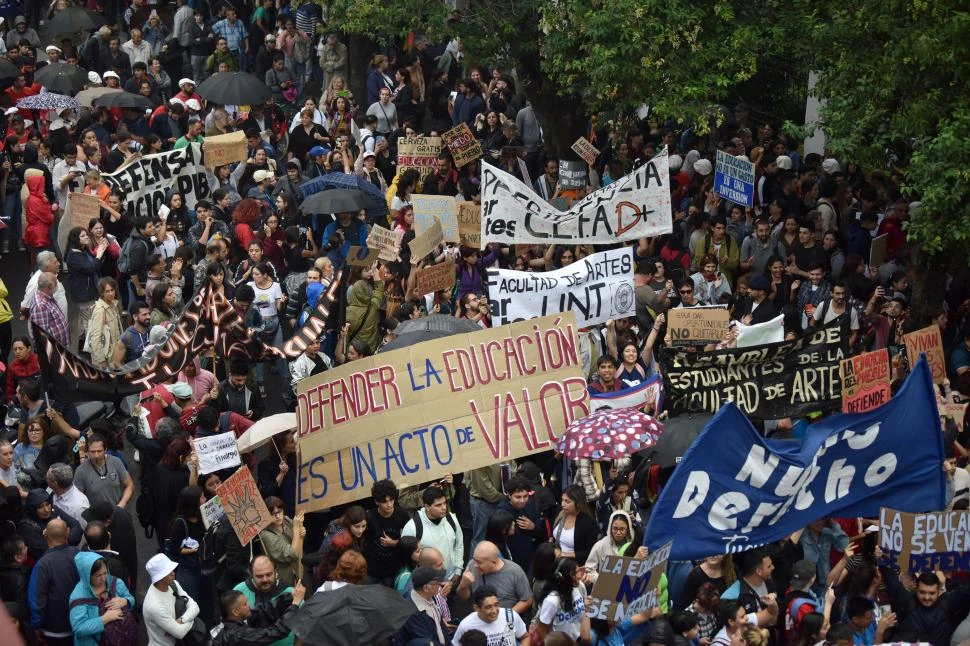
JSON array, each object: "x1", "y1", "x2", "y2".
[
  {"x1": 666, "y1": 306, "x2": 730, "y2": 345},
  {"x1": 589, "y1": 541, "x2": 672, "y2": 622},
  {"x1": 458, "y1": 202, "x2": 481, "y2": 248},
  {"x1": 200, "y1": 495, "x2": 226, "y2": 529},
  {"x1": 881, "y1": 508, "x2": 970, "y2": 573},
  {"x1": 409, "y1": 218, "x2": 443, "y2": 261},
  {"x1": 841, "y1": 348, "x2": 891, "y2": 413},
  {"x1": 416, "y1": 259, "x2": 456, "y2": 295},
  {"x1": 905, "y1": 325, "x2": 946, "y2": 384},
  {"x1": 441, "y1": 123, "x2": 482, "y2": 168},
  {"x1": 367, "y1": 225, "x2": 402, "y2": 262},
  {"x1": 482, "y1": 149, "x2": 672, "y2": 244},
  {"x1": 571, "y1": 137, "x2": 599, "y2": 166},
  {"x1": 559, "y1": 160, "x2": 588, "y2": 189},
  {"x1": 295, "y1": 313, "x2": 589, "y2": 512},
  {"x1": 203, "y1": 131, "x2": 247, "y2": 168},
  {"x1": 69, "y1": 192, "x2": 100, "y2": 228},
  {"x1": 397, "y1": 136, "x2": 441, "y2": 179},
  {"x1": 713, "y1": 150, "x2": 755, "y2": 207},
  {"x1": 215, "y1": 467, "x2": 273, "y2": 546},
  {"x1": 870, "y1": 234, "x2": 888, "y2": 268},
  {"x1": 103, "y1": 143, "x2": 208, "y2": 219},
  {"x1": 487, "y1": 248, "x2": 635, "y2": 327},
  {"x1": 412, "y1": 195, "x2": 459, "y2": 242},
  {"x1": 194, "y1": 431, "x2": 242, "y2": 475},
  {"x1": 347, "y1": 246, "x2": 380, "y2": 267}
]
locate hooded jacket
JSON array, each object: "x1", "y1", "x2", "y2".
[
  {"x1": 17, "y1": 488, "x2": 83, "y2": 558},
  {"x1": 24, "y1": 174, "x2": 53, "y2": 248},
  {"x1": 69, "y1": 551, "x2": 136, "y2": 646},
  {"x1": 345, "y1": 278, "x2": 384, "y2": 353},
  {"x1": 584, "y1": 510, "x2": 634, "y2": 586},
  {"x1": 17, "y1": 143, "x2": 55, "y2": 202}
]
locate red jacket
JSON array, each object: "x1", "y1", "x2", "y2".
[
  {"x1": 5, "y1": 352, "x2": 40, "y2": 402},
  {"x1": 24, "y1": 175, "x2": 53, "y2": 248}
]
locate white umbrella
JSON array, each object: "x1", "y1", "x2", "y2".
[{"x1": 236, "y1": 412, "x2": 296, "y2": 454}]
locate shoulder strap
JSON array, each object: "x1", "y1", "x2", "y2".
[{"x1": 411, "y1": 510, "x2": 423, "y2": 541}]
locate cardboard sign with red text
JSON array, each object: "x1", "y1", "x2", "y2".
[
  {"x1": 841, "y1": 349, "x2": 891, "y2": 413},
  {"x1": 905, "y1": 326, "x2": 946, "y2": 384}
]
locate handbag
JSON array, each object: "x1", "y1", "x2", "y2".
[
  {"x1": 82, "y1": 321, "x2": 110, "y2": 354},
  {"x1": 173, "y1": 583, "x2": 210, "y2": 646}
]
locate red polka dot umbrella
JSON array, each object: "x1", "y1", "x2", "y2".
[{"x1": 556, "y1": 407, "x2": 664, "y2": 460}]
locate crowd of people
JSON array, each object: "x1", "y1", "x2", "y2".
[{"x1": 1, "y1": 2, "x2": 970, "y2": 646}]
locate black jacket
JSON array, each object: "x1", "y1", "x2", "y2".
[
  {"x1": 18, "y1": 490, "x2": 83, "y2": 559},
  {"x1": 0, "y1": 562, "x2": 29, "y2": 626},
  {"x1": 883, "y1": 567, "x2": 970, "y2": 646},
  {"x1": 213, "y1": 603, "x2": 299, "y2": 646}
]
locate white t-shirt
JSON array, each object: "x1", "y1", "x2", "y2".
[
  {"x1": 248, "y1": 280, "x2": 283, "y2": 318},
  {"x1": 538, "y1": 586, "x2": 586, "y2": 640},
  {"x1": 451, "y1": 609, "x2": 527, "y2": 646}
]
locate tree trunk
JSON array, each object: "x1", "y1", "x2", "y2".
[
  {"x1": 346, "y1": 35, "x2": 379, "y2": 107},
  {"x1": 516, "y1": 55, "x2": 587, "y2": 161}
]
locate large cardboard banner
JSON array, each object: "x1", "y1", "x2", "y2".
[
  {"x1": 646, "y1": 360, "x2": 946, "y2": 559},
  {"x1": 841, "y1": 349, "x2": 891, "y2": 413},
  {"x1": 408, "y1": 218, "x2": 444, "y2": 261},
  {"x1": 457, "y1": 202, "x2": 481, "y2": 248},
  {"x1": 905, "y1": 325, "x2": 946, "y2": 384},
  {"x1": 412, "y1": 194, "x2": 459, "y2": 242},
  {"x1": 713, "y1": 150, "x2": 755, "y2": 207},
  {"x1": 666, "y1": 306, "x2": 730, "y2": 346},
  {"x1": 661, "y1": 318, "x2": 849, "y2": 419},
  {"x1": 397, "y1": 136, "x2": 442, "y2": 179},
  {"x1": 881, "y1": 508, "x2": 970, "y2": 573},
  {"x1": 295, "y1": 313, "x2": 590, "y2": 512},
  {"x1": 441, "y1": 123, "x2": 482, "y2": 168},
  {"x1": 481, "y1": 149, "x2": 672, "y2": 244},
  {"x1": 215, "y1": 466, "x2": 273, "y2": 546},
  {"x1": 103, "y1": 143, "x2": 208, "y2": 219},
  {"x1": 486, "y1": 248, "x2": 635, "y2": 328},
  {"x1": 589, "y1": 542, "x2": 671, "y2": 622}
]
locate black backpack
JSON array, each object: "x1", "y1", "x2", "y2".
[
  {"x1": 200, "y1": 519, "x2": 230, "y2": 575},
  {"x1": 410, "y1": 509, "x2": 457, "y2": 542}
]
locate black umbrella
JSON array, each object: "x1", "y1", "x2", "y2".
[
  {"x1": 380, "y1": 314, "x2": 483, "y2": 353},
  {"x1": 637, "y1": 412, "x2": 711, "y2": 469},
  {"x1": 300, "y1": 188, "x2": 382, "y2": 215},
  {"x1": 45, "y1": 7, "x2": 106, "y2": 37},
  {"x1": 0, "y1": 59, "x2": 20, "y2": 83},
  {"x1": 34, "y1": 64, "x2": 89, "y2": 94},
  {"x1": 287, "y1": 584, "x2": 416, "y2": 646},
  {"x1": 93, "y1": 91, "x2": 154, "y2": 110},
  {"x1": 196, "y1": 71, "x2": 271, "y2": 106}
]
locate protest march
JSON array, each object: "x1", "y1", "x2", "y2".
[{"x1": 1, "y1": 7, "x2": 970, "y2": 646}]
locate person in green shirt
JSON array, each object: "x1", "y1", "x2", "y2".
[{"x1": 173, "y1": 117, "x2": 204, "y2": 149}]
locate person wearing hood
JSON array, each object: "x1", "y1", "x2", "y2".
[
  {"x1": 584, "y1": 510, "x2": 644, "y2": 587},
  {"x1": 24, "y1": 174, "x2": 54, "y2": 261},
  {"x1": 17, "y1": 488, "x2": 83, "y2": 559},
  {"x1": 16, "y1": 143, "x2": 55, "y2": 204},
  {"x1": 496, "y1": 475, "x2": 547, "y2": 573},
  {"x1": 69, "y1": 551, "x2": 136, "y2": 646}
]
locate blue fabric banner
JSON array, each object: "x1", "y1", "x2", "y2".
[{"x1": 645, "y1": 358, "x2": 945, "y2": 560}]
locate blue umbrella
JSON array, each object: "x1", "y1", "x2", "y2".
[
  {"x1": 300, "y1": 172, "x2": 388, "y2": 218},
  {"x1": 17, "y1": 92, "x2": 80, "y2": 111}
]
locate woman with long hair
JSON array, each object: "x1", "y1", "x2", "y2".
[
  {"x1": 149, "y1": 283, "x2": 177, "y2": 326},
  {"x1": 390, "y1": 169, "x2": 419, "y2": 222},
  {"x1": 14, "y1": 416, "x2": 53, "y2": 477},
  {"x1": 232, "y1": 198, "x2": 264, "y2": 250},
  {"x1": 87, "y1": 217, "x2": 120, "y2": 278},
  {"x1": 475, "y1": 110, "x2": 505, "y2": 159},
  {"x1": 682, "y1": 554, "x2": 736, "y2": 603},
  {"x1": 327, "y1": 95, "x2": 355, "y2": 139},
  {"x1": 259, "y1": 496, "x2": 306, "y2": 587},
  {"x1": 392, "y1": 536, "x2": 421, "y2": 594},
  {"x1": 392, "y1": 67, "x2": 419, "y2": 126},
  {"x1": 153, "y1": 438, "x2": 197, "y2": 550},
  {"x1": 321, "y1": 74, "x2": 355, "y2": 114},
  {"x1": 87, "y1": 278, "x2": 123, "y2": 369},
  {"x1": 320, "y1": 550, "x2": 368, "y2": 591},
  {"x1": 65, "y1": 226, "x2": 107, "y2": 351},
  {"x1": 288, "y1": 107, "x2": 331, "y2": 164},
  {"x1": 275, "y1": 192, "x2": 301, "y2": 229},
  {"x1": 534, "y1": 557, "x2": 591, "y2": 643},
  {"x1": 775, "y1": 213, "x2": 800, "y2": 260},
  {"x1": 484, "y1": 510, "x2": 515, "y2": 561},
  {"x1": 5, "y1": 337, "x2": 39, "y2": 403},
  {"x1": 1, "y1": 135, "x2": 23, "y2": 255},
  {"x1": 366, "y1": 54, "x2": 394, "y2": 105},
  {"x1": 766, "y1": 255, "x2": 796, "y2": 311},
  {"x1": 260, "y1": 211, "x2": 287, "y2": 275},
  {"x1": 309, "y1": 506, "x2": 367, "y2": 583},
  {"x1": 282, "y1": 224, "x2": 317, "y2": 294},
  {"x1": 205, "y1": 262, "x2": 228, "y2": 298},
  {"x1": 232, "y1": 148, "x2": 277, "y2": 199},
  {"x1": 711, "y1": 600, "x2": 749, "y2": 645},
  {"x1": 82, "y1": 169, "x2": 110, "y2": 202},
  {"x1": 393, "y1": 204, "x2": 413, "y2": 236},
  {"x1": 551, "y1": 485, "x2": 598, "y2": 565},
  {"x1": 248, "y1": 261, "x2": 289, "y2": 393}
]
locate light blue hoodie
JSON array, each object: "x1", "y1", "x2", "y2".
[{"x1": 68, "y1": 551, "x2": 136, "y2": 646}]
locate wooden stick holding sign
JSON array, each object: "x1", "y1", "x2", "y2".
[{"x1": 416, "y1": 259, "x2": 456, "y2": 295}]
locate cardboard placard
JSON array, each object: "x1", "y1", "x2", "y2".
[
  {"x1": 947, "y1": 402, "x2": 967, "y2": 428},
  {"x1": 840, "y1": 348, "x2": 891, "y2": 413},
  {"x1": 200, "y1": 495, "x2": 226, "y2": 529},
  {"x1": 713, "y1": 150, "x2": 755, "y2": 207},
  {"x1": 904, "y1": 325, "x2": 946, "y2": 384},
  {"x1": 416, "y1": 259, "x2": 456, "y2": 295},
  {"x1": 457, "y1": 201, "x2": 481, "y2": 248},
  {"x1": 408, "y1": 217, "x2": 443, "y2": 261},
  {"x1": 203, "y1": 130, "x2": 247, "y2": 168},
  {"x1": 347, "y1": 246, "x2": 380, "y2": 267},
  {"x1": 870, "y1": 234, "x2": 888, "y2": 267},
  {"x1": 367, "y1": 224, "x2": 402, "y2": 262},
  {"x1": 193, "y1": 431, "x2": 242, "y2": 475},
  {"x1": 396, "y1": 136, "x2": 442, "y2": 179},
  {"x1": 441, "y1": 123, "x2": 483, "y2": 168},
  {"x1": 295, "y1": 313, "x2": 589, "y2": 512},
  {"x1": 881, "y1": 508, "x2": 970, "y2": 574},
  {"x1": 665, "y1": 306, "x2": 730, "y2": 345},
  {"x1": 69, "y1": 192, "x2": 100, "y2": 228},
  {"x1": 412, "y1": 194, "x2": 459, "y2": 242},
  {"x1": 589, "y1": 541, "x2": 672, "y2": 622},
  {"x1": 559, "y1": 160, "x2": 588, "y2": 189},
  {"x1": 571, "y1": 137, "x2": 599, "y2": 166},
  {"x1": 215, "y1": 466, "x2": 273, "y2": 546}
]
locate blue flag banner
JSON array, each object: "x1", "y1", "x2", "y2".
[{"x1": 645, "y1": 358, "x2": 945, "y2": 560}]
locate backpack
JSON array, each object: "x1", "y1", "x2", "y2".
[
  {"x1": 200, "y1": 519, "x2": 228, "y2": 575},
  {"x1": 664, "y1": 248, "x2": 689, "y2": 282},
  {"x1": 410, "y1": 509, "x2": 457, "y2": 542},
  {"x1": 69, "y1": 577, "x2": 138, "y2": 646},
  {"x1": 117, "y1": 235, "x2": 147, "y2": 275}
]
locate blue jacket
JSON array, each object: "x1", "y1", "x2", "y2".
[
  {"x1": 66, "y1": 248, "x2": 103, "y2": 303},
  {"x1": 69, "y1": 551, "x2": 136, "y2": 646},
  {"x1": 28, "y1": 544, "x2": 80, "y2": 636},
  {"x1": 451, "y1": 92, "x2": 485, "y2": 128}
]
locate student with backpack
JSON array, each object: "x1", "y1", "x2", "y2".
[
  {"x1": 401, "y1": 486, "x2": 465, "y2": 589},
  {"x1": 118, "y1": 215, "x2": 156, "y2": 306}
]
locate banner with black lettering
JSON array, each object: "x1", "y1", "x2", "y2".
[
  {"x1": 102, "y1": 144, "x2": 209, "y2": 219},
  {"x1": 646, "y1": 359, "x2": 945, "y2": 560},
  {"x1": 480, "y1": 149, "x2": 672, "y2": 244},
  {"x1": 660, "y1": 317, "x2": 849, "y2": 419},
  {"x1": 486, "y1": 248, "x2": 635, "y2": 327}
]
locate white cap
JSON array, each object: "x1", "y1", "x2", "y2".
[
  {"x1": 3, "y1": 107, "x2": 17, "y2": 116},
  {"x1": 253, "y1": 169, "x2": 274, "y2": 182},
  {"x1": 87, "y1": 71, "x2": 101, "y2": 85},
  {"x1": 168, "y1": 97, "x2": 184, "y2": 106},
  {"x1": 185, "y1": 98, "x2": 201, "y2": 111},
  {"x1": 668, "y1": 154, "x2": 683, "y2": 171},
  {"x1": 822, "y1": 158, "x2": 841, "y2": 174},
  {"x1": 45, "y1": 45, "x2": 62, "y2": 54},
  {"x1": 775, "y1": 154, "x2": 792, "y2": 171},
  {"x1": 102, "y1": 71, "x2": 120, "y2": 80},
  {"x1": 145, "y1": 553, "x2": 178, "y2": 584},
  {"x1": 694, "y1": 158, "x2": 713, "y2": 176},
  {"x1": 179, "y1": 77, "x2": 196, "y2": 87}
]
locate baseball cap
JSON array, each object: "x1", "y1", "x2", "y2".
[
  {"x1": 87, "y1": 71, "x2": 102, "y2": 85},
  {"x1": 45, "y1": 46, "x2": 62, "y2": 54},
  {"x1": 822, "y1": 158, "x2": 841, "y2": 174},
  {"x1": 265, "y1": 33, "x2": 276, "y2": 42},
  {"x1": 776, "y1": 155, "x2": 792, "y2": 171},
  {"x1": 694, "y1": 159, "x2": 713, "y2": 176},
  {"x1": 179, "y1": 77, "x2": 196, "y2": 87},
  {"x1": 362, "y1": 151, "x2": 376, "y2": 159},
  {"x1": 14, "y1": 15, "x2": 26, "y2": 25},
  {"x1": 253, "y1": 169, "x2": 273, "y2": 182},
  {"x1": 166, "y1": 381, "x2": 193, "y2": 399},
  {"x1": 790, "y1": 559, "x2": 816, "y2": 583},
  {"x1": 309, "y1": 145, "x2": 329, "y2": 157},
  {"x1": 185, "y1": 98, "x2": 202, "y2": 111},
  {"x1": 145, "y1": 554, "x2": 179, "y2": 584},
  {"x1": 668, "y1": 154, "x2": 683, "y2": 171}
]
